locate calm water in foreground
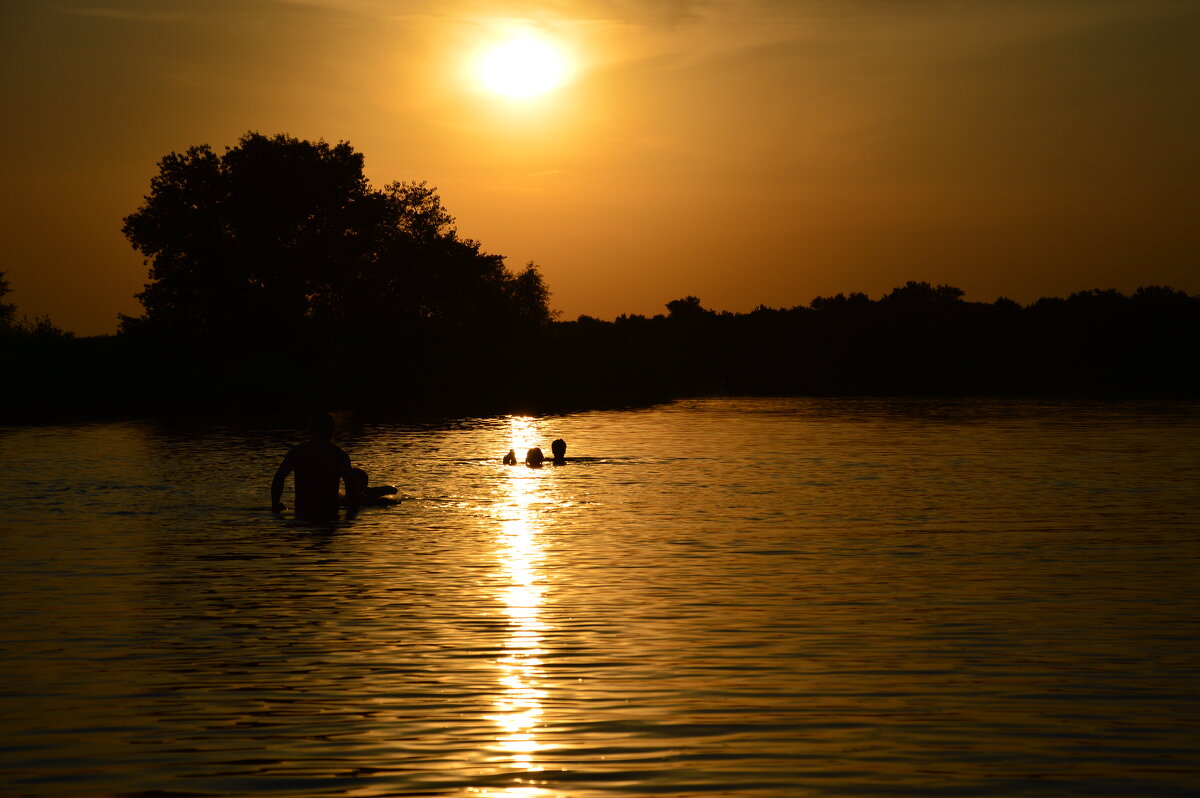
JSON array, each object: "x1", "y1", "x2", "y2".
[{"x1": 1, "y1": 397, "x2": 1198, "y2": 797}]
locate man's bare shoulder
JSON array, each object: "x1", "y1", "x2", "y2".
[{"x1": 290, "y1": 440, "x2": 349, "y2": 459}]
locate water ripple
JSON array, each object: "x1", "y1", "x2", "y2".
[{"x1": 1, "y1": 398, "x2": 1198, "y2": 795}]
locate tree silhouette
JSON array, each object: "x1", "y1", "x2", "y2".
[
  {"x1": 0, "y1": 271, "x2": 69, "y2": 339},
  {"x1": 666, "y1": 295, "x2": 709, "y2": 319},
  {"x1": 121, "y1": 133, "x2": 552, "y2": 350},
  {"x1": 0, "y1": 272, "x2": 15, "y2": 330},
  {"x1": 881, "y1": 281, "x2": 965, "y2": 308}
]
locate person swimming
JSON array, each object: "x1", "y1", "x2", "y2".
[
  {"x1": 503, "y1": 449, "x2": 518, "y2": 465},
  {"x1": 525, "y1": 447, "x2": 545, "y2": 467},
  {"x1": 550, "y1": 438, "x2": 567, "y2": 465},
  {"x1": 345, "y1": 467, "x2": 400, "y2": 506},
  {"x1": 271, "y1": 412, "x2": 355, "y2": 518}
]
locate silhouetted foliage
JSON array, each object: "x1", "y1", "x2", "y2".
[
  {"x1": 6, "y1": 275, "x2": 1200, "y2": 422},
  {"x1": 123, "y1": 133, "x2": 550, "y2": 342},
  {"x1": 666, "y1": 295, "x2": 710, "y2": 319},
  {"x1": 0, "y1": 272, "x2": 14, "y2": 330},
  {"x1": 539, "y1": 283, "x2": 1200, "y2": 404},
  {"x1": 6, "y1": 128, "x2": 1200, "y2": 421},
  {"x1": 0, "y1": 272, "x2": 82, "y2": 422},
  {"x1": 0, "y1": 271, "x2": 70, "y2": 340},
  {"x1": 117, "y1": 132, "x2": 552, "y2": 413}
]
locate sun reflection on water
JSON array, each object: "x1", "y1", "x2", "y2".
[{"x1": 483, "y1": 417, "x2": 552, "y2": 794}]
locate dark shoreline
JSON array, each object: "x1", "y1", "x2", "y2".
[
  {"x1": 5, "y1": 282, "x2": 1199, "y2": 426},
  {"x1": 4, "y1": 375, "x2": 1197, "y2": 429}
]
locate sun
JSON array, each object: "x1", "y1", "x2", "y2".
[{"x1": 476, "y1": 32, "x2": 571, "y2": 100}]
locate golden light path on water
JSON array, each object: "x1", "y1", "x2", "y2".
[
  {"x1": 2, "y1": 400, "x2": 1199, "y2": 796},
  {"x1": 475, "y1": 417, "x2": 551, "y2": 796}
]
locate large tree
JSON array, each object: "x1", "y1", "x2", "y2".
[{"x1": 121, "y1": 133, "x2": 552, "y2": 349}]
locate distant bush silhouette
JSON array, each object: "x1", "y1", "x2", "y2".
[
  {"x1": 542, "y1": 283, "x2": 1200, "y2": 402},
  {"x1": 5, "y1": 274, "x2": 1198, "y2": 422},
  {"x1": 0, "y1": 271, "x2": 70, "y2": 340},
  {"x1": 665, "y1": 295, "x2": 710, "y2": 319},
  {"x1": 0, "y1": 272, "x2": 14, "y2": 330},
  {"x1": 0, "y1": 272, "x2": 81, "y2": 422}
]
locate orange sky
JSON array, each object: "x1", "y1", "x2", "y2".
[{"x1": 1, "y1": 0, "x2": 1197, "y2": 335}]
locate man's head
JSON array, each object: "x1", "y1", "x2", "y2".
[
  {"x1": 310, "y1": 412, "x2": 335, "y2": 441},
  {"x1": 551, "y1": 438, "x2": 567, "y2": 460}
]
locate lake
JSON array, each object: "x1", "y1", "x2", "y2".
[{"x1": 1, "y1": 397, "x2": 1198, "y2": 796}]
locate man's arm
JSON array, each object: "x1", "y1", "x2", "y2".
[
  {"x1": 340, "y1": 452, "x2": 358, "y2": 509},
  {"x1": 271, "y1": 451, "x2": 294, "y2": 512}
]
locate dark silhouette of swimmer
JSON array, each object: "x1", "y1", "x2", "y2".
[
  {"x1": 525, "y1": 447, "x2": 545, "y2": 467},
  {"x1": 550, "y1": 438, "x2": 567, "y2": 464},
  {"x1": 271, "y1": 412, "x2": 355, "y2": 518},
  {"x1": 345, "y1": 467, "x2": 399, "y2": 506},
  {"x1": 503, "y1": 449, "x2": 518, "y2": 465}
]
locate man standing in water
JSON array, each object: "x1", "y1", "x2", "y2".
[{"x1": 271, "y1": 412, "x2": 355, "y2": 518}]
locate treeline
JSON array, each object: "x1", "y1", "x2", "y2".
[
  {"x1": 2, "y1": 131, "x2": 1198, "y2": 422},
  {"x1": 1, "y1": 270, "x2": 81, "y2": 420},
  {"x1": 543, "y1": 284, "x2": 1200, "y2": 404},
  {"x1": 6, "y1": 280, "x2": 1197, "y2": 424}
]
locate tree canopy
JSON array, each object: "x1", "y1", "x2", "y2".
[
  {"x1": 543, "y1": 283, "x2": 1200, "y2": 402},
  {"x1": 0, "y1": 272, "x2": 15, "y2": 330},
  {"x1": 121, "y1": 133, "x2": 551, "y2": 350}
]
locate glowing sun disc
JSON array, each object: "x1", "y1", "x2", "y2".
[{"x1": 478, "y1": 34, "x2": 569, "y2": 99}]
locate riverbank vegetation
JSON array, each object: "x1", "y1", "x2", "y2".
[
  {"x1": 3, "y1": 133, "x2": 1198, "y2": 422},
  {"x1": 547, "y1": 285, "x2": 1200, "y2": 403}
]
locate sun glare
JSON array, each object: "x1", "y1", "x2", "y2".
[{"x1": 477, "y1": 32, "x2": 571, "y2": 100}]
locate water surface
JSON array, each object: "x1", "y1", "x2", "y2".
[{"x1": 1, "y1": 397, "x2": 1198, "y2": 796}]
